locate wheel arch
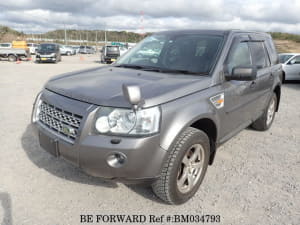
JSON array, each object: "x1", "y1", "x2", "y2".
[{"x1": 190, "y1": 118, "x2": 218, "y2": 165}]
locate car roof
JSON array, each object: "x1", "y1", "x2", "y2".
[{"x1": 155, "y1": 29, "x2": 271, "y2": 37}]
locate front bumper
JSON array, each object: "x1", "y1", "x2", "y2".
[
  {"x1": 36, "y1": 55, "x2": 56, "y2": 62},
  {"x1": 32, "y1": 90, "x2": 167, "y2": 181}
]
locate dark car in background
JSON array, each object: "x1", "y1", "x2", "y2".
[
  {"x1": 79, "y1": 45, "x2": 95, "y2": 54},
  {"x1": 36, "y1": 43, "x2": 61, "y2": 63},
  {"x1": 100, "y1": 45, "x2": 121, "y2": 63}
]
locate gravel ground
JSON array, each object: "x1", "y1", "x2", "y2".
[{"x1": 0, "y1": 55, "x2": 299, "y2": 225}]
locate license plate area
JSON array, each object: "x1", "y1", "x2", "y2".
[
  {"x1": 41, "y1": 57, "x2": 47, "y2": 60},
  {"x1": 39, "y1": 131, "x2": 59, "y2": 157}
]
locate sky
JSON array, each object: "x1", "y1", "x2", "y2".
[{"x1": 1, "y1": 0, "x2": 300, "y2": 34}]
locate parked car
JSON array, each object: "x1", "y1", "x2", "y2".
[
  {"x1": 36, "y1": 43, "x2": 61, "y2": 63},
  {"x1": 27, "y1": 43, "x2": 39, "y2": 54},
  {"x1": 0, "y1": 48, "x2": 29, "y2": 61},
  {"x1": 0, "y1": 42, "x2": 29, "y2": 61},
  {"x1": 0, "y1": 43, "x2": 12, "y2": 48},
  {"x1": 59, "y1": 45, "x2": 75, "y2": 56},
  {"x1": 100, "y1": 45, "x2": 120, "y2": 63},
  {"x1": 79, "y1": 45, "x2": 95, "y2": 54},
  {"x1": 71, "y1": 46, "x2": 80, "y2": 54},
  {"x1": 279, "y1": 53, "x2": 300, "y2": 81},
  {"x1": 32, "y1": 30, "x2": 281, "y2": 204}
]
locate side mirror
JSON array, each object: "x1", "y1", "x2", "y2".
[
  {"x1": 226, "y1": 66, "x2": 257, "y2": 81},
  {"x1": 122, "y1": 84, "x2": 144, "y2": 110}
]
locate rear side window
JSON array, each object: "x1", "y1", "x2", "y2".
[
  {"x1": 249, "y1": 42, "x2": 270, "y2": 69},
  {"x1": 226, "y1": 42, "x2": 252, "y2": 74}
]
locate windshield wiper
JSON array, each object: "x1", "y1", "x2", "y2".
[
  {"x1": 159, "y1": 68, "x2": 209, "y2": 75},
  {"x1": 114, "y1": 64, "x2": 208, "y2": 75},
  {"x1": 114, "y1": 64, "x2": 163, "y2": 72},
  {"x1": 114, "y1": 64, "x2": 144, "y2": 69}
]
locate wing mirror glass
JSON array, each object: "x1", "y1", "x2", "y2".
[{"x1": 225, "y1": 66, "x2": 257, "y2": 81}]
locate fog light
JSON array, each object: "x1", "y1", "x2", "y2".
[{"x1": 106, "y1": 153, "x2": 127, "y2": 168}]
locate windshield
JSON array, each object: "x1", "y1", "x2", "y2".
[
  {"x1": 279, "y1": 54, "x2": 294, "y2": 63},
  {"x1": 107, "y1": 46, "x2": 119, "y2": 52},
  {"x1": 115, "y1": 33, "x2": 224, "y2": 74},
  {"x1": 38, "y1": 44, "x2": 56, "y2": 51}
]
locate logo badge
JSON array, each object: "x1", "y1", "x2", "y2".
[{"x1": 62, "y1": 125, "x2": 76, "y2": 136}]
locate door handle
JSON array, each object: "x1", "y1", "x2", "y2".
[{"x1": 250, "y1": 81, "x2": 256, "y2": 89}]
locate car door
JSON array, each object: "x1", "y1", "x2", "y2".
[
  {"x1": 220, "y1": 36, "x2": 255, "y2": 141},
  {"x1": 286, "y1": 55, "x2": 300, "y2": 80}
]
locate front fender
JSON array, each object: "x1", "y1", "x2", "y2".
[{"x1": 159, "y1": 91, "x2": 220, "y2": 151}]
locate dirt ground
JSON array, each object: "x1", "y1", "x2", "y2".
[{"x1": 0, "y1": 55, "x2": 299, "y2": 225}]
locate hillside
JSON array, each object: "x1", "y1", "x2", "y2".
[
  {"x1": 42, "y1": 29, "x2": 145, "y2": 43},
  {"x1": 0, "y1": 25, "x2": 24, "y2": 42}
]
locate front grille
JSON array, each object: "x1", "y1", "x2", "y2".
[
  {"x1": 106, "y1": 53, "x2": 119, "y2": 58},
  {"x1": 38, "y1": 101, "x2": 83, "y2": 142}
]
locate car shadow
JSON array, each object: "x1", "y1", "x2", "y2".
[
  {"x1": 284, "y1": 80, "x2": 300, "y2": 90},
  {"x1": 125, "y1": 184, "x2": 165, "y2": 204},
  {"x1": 21, "y1": 124, "x2": 118, "y2": 188},
  {"x1": 0, "y1": 192, "x2": 12, "y2": 225}
]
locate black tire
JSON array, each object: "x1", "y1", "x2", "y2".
[
  {"x1": 8, "y1": 55, "x2": 17, "y2": 62},
  {"x1": 281, "y1": 72, "x2": 285, "y2": 84},
  {"x1": 152, "y1": 127, "x2": 210, "y2": 205},
  {"x1": 67, "y1": 51, "x2": 71, "y2": 56},
  {"x1": 251, "y1": 93, "x2": 277, "y2": 131}
]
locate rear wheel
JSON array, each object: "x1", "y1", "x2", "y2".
[
  {"x1": 252, "y1": 93, "x2": 277, "y2": 131},
  {"x1": 152, "y1": 127, "x2": 210, "y2": 204},
  {"x1": 67, "y1": 51, "x2": 71, "y2": 56},
  {"x1": 8, "y1": 54, "x2": 17, "y2": 62}
]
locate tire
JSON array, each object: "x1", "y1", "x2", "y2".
[
  {"x1": 251, "y1": 93, "x2": 277, "y2": 131},
  {"x1": 152, "y1": 127, "x2": 210, "y2": 205},
  {"x1": 8, "y1": 55, "x2": 17, "y2": 62},
  {"x1": 281, "y1": 72, "x2": 285, "y2": 84},
  {"x1": 67, "y1": 51, "x2": 71, "y2": 56}
]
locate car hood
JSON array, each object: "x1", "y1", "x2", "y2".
[{"x1": 45, "y1": 66, "x2": 212, "y2": 108}]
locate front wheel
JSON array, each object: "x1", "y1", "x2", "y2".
[
  {"x1": 252, "y1": 93, "x2": 277, "y2": 131},
  {"x1": 8, "y1": 54, "x2": 17, "y2": 62},
  {"x1": 152, "y1": 127, "x2": 210, "y2": 204}
]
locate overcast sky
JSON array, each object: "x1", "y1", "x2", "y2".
[{"x1": 1, "y1": 0, "x2": 300, "y2": 34}]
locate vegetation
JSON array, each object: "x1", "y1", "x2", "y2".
[
  {"x1": 0, "y1": 25, "x2": 25, "y2": 42},
  {"x1": 269, "y1": 32, "x2": 300, "y2": 43},
  {"x1": 33, "y1": 29, "x2": 147, "y2": 44}
]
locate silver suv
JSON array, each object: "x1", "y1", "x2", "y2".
[{"x1": 32, "y1": 30, "x2": 282, "y2": 204}]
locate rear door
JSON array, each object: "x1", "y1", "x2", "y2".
[{"x1": 247, "y1": 37, "x2": 274, "y2": 118}]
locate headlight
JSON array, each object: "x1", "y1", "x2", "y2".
[
  {"x1": 94, "y1": 106, "x2": 160, "y2": 136},
  {"x1": 32, "y1": 92, "x2": 42, "y2": 123},
  {"x1": 50, "y1": 53, "x2": 56, "y2": 57}
]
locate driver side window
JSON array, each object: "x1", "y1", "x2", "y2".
[{"x1": 227, "y1": 42, "x2": 252, "y2": 74}]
